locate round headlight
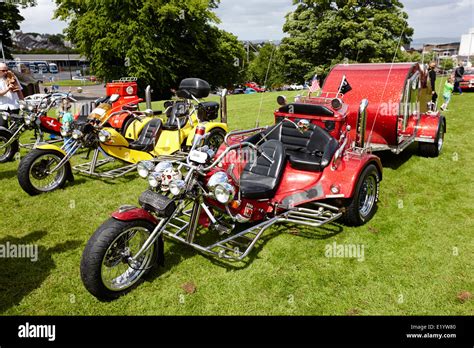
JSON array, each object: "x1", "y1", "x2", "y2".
[
  {"x1": 27, "y1": 104, "x2": 34, "y2": 112},
  {"x1": 214, "y1": 183, "x2": 235, "y2": 204},
  {"x1": 137, "y1": 160, "x2": 155, "y2": 178},
  {"x1": 1, "y1": 112, "x2": 9, "y2": 121},
  {"x1": 24, "y1": 114, "x2": 35, "y2": 125},
  {"x1": 72, "y1": 129, "x2": 83, "y2": 140},
  {"x1": 169, "y1": 180, "x2": 186, "y2": 196},
  {"x1": 207, "y1": 171, "x2": 229, "y2": 190},
  {"x1": 98, "y1": 130, "x2": 111, "y2": 143},
  {"x1": 148, "y1": 172, "x2": 161, "y2": 188},
  {"x1": 331, "y1": 98, "x2": 343, "y2": 110}
]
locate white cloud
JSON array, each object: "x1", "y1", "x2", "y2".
[
  {"x1": 16, "y1": 0, "x2": 474, "y2": 41},
  {"x1": 19, "y1": 0, "x2": 67, "y2": 34}
]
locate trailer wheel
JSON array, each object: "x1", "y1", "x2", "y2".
[
  {"x1": 343, "y1": 164, "x2": 380, "y2": 227},
  {"x1": 419, "y1": 121, "x2": 445, "y2": 158}
]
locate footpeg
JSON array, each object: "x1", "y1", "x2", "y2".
[{"x1": 211, "y1": 222, "x2": 234, "y2": 235}]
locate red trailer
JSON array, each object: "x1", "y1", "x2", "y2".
[{"x1": 318, "y1": 63, "x2": 446, "y2": 157}]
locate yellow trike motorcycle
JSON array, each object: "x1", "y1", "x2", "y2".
[{"x1": 17, "y1": 78, "x2": 229, "y2": 196}]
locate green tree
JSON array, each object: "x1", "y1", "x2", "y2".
[
  {"x1": 54, "y1": 0, "x2": 245, "y2": 98},
  {"x1": 280, "y1": 0, "x2": 414, "y2": 82},
  {"x1": 0, "y1": 1, "x2": 35, "y2": 59},
  {"x1": 247, "y1": 43, "x2": 287, "y2": 89}
]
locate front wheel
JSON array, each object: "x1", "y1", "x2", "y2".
[
  {"x1": 343, "y1": 164, "x2": 380, "y2": 226},
  {"x1": 0, "y1": 129, "x2": 19, "y2": 163},
  {"x1": 204, "y1": 127, "x2": 226, "y2": 152},
  {"x1": 80, "y1": 218, "x2": 159, "y2": 300},
  {"x1": 17, "y1": 149, "x2": 69, "y2": 196}
]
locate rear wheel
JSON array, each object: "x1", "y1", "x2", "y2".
[
  {"x1": 17, "y1": 149, "x2": 68, "y2": 196},
  {"x1": 0, "y1": 129, "x2": 19, "y2": 163},
  {"x1": 80, "y1": 218, "x2": 158, "y2": 300},
  {"x1": 204, "y1": 127, "x2": 226, "y2": 152},
  {"x1": 343, "y1": 164, "x2": 380, "y2": 226},
  {"x1": 418, "y1": 121, "x2": 445, "y2": 157}
]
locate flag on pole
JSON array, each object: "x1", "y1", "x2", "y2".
[
  {"x1": 338, "y1": 75, "x2": 352, "y2": 95},
  {"x1": 309, "y1": 74, "x2": 320, "y2": 93}
]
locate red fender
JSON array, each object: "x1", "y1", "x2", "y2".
[
  {"x1": 111, "y1": 207, "x2": 158, "y2": 225},
  {"x1": 416, "y1": 113, "x2": 446, "y2": 143}
]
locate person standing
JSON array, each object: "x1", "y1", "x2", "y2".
[
  {"x1": 440, "y1": 77, "x2": 454, "y2": 111},
  {"x1": 428, "y1": 62, "x2": 437, "y2": 104},
  {"x1": 453, "y1": 62, "x2": 465, "y2": 94},
  {"x1": 0, "y1": 63, "x2": 24, "y2": 128}
]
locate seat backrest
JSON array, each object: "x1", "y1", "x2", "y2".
[
  {"x1": 164, "y1": 102, "x2": 188, "y2": 129},
  {"x1": 136, "y1": 118, "x2": 162, "y2": 149},
  {"x1": 306, "y1": 126, "x2": 339, "y2": 167},
  {"x1": 244, "y1": 140, "x2": 285, "y2": 179},
  {"x1": 278, "y1": 103, "x2": 334, "y2": 117},
  {"x1": 265, "y1": 121, "x2": 314, "y2": 151}
]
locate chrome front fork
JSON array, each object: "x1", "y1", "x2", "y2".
[{"x1": 46, "y1": 140, "x2": 82, "y2": 174}]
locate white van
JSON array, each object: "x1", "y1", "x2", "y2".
[{"x1": 49, "y1": 63, "x2": 59, "y2": 74}]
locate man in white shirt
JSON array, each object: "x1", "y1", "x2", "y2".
[{"x1": 0, "y1": 62, "x2": 24, "y2": 128}]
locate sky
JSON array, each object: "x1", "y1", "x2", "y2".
[{"x1": 18, "y1": 0, "x2": 474, "y2": 41}]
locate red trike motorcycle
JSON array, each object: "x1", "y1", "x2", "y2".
[{"x1": 81, "y1": 94, "x2": 383, "y2": 300}]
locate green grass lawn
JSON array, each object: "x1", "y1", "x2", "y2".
[{"x1": 0, "y1": 90, "x2": 472, "y2": 315}]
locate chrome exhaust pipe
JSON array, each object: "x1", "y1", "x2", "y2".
[
  {"x1": 145, "y1": 85, "x2": 153, "y2": 110},
  {"x1": 220, "y1": 88, "x2": 228, "y2": 124}
]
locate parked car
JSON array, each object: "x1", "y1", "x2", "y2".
[
  {"x1": 290, "y1": 83, "x2": 304, "y2": 90},
  {"x1": 460, "y1": 69, "x2": 474, "y2": 90},
  {"x1": 244, "y1": 82, "x2": 266, "y2": 93},
  {"x1": 244, "y1": 87, "x2": 257, "y2": 94}
]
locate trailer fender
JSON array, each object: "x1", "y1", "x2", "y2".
[{"x1": 416, "y1": 114, "x2": 446, "y2": 143}]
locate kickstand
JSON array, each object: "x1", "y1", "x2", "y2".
[{"x1": 82, "y1": 148, "x2": 92, "y2": 160}]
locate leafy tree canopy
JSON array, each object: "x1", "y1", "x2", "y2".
[
  {"x1": 280, "y1": 0, "x2": 414, "y2": 81},
  {"x1": 0, "y1": 1, "x2": 36, "y2": 59},
  {"x1": 54, "y1": 0, "x2": 245, "y2": 98}
]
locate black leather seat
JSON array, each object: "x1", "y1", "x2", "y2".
[
  {"x1": 287, "y1": 125, "x2": 339, "y2": 172},
  {"x1": 163, "y1": 102, "x2": 189, "y2": 130},
  {"x1": 245, "y1": 121, "x2": 339, "y2": 172},
  {"x1": 128, "y1": 118, "x2": 162, "y2": 151},
  {"x1": 240, "y1": 140, "x2": 286, "y2": 199}
]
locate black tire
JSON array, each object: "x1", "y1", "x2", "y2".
[
  {"x1": 80, "y1": 218, "x2": 159, "y2": 300},
  {"x1": 343, "y1": 164, "x2": 380, "y2": 226},
  {"x1": 17, "y1": 149, "x2": 69, "y2": 196},
  {"x1": 0, "y1": 128, "x2": 19, "y2": 163},
  {"x1": 418, "y1": 120, "x2": 445, "y2": 158},
  {"x1": 204, "y1": 127, "x2": 226, "y2": 152}
]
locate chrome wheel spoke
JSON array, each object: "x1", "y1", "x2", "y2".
[{"x1": 101, "y1": 227, "x2": 155, "y2": 291}]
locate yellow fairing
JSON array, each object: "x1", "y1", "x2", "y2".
[
  {"x1": 35, "y1": 144, "x2": 67, "y2": 156},
  {"x1": 185, "y1": 122, "x2": 229, "y2": 147}
]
